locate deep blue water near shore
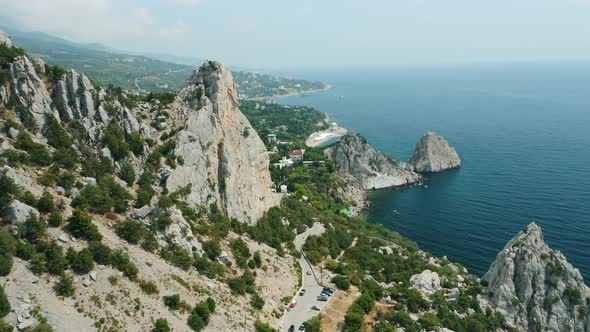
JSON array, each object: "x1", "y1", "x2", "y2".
[{"x1": 277, "y1": 64, "x2": 590, "y2": 279}]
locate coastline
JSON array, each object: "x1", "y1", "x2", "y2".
[{"x1": 245, "y1": 84, "x2": 333, "y2": 103}]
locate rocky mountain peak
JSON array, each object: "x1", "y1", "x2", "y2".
[
  {"x1": 410, "y1": 131, "x2": 461, "y2": 172},
  {"x1": 0, "y1": 30, "x2": 13, "y2": 47},
  {"x1": 167, "y1": 61, "x2": 280, "y2": 224},
  {"x1": 482, "y1": 222, "x2": 590, "y2": 331}
]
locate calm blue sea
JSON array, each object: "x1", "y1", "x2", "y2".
[{"x1": 277, "y1": 64, "x2": 590, "y2": 279}]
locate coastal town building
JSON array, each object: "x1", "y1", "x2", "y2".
[
  {"x1": 273, "y1": 156, "x2": 294, "y2": 169},
  {"x1": 267, "y1": 133, "x2": 277, "y2": 143},
  {"x1": 288, "y1": 149, "x2": 305, "y2": 162}
]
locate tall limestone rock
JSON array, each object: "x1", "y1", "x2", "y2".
[
  {"x1": 166, "y1": 61, "x2": 279, "y2": 224},
  {"x1": 326, "y1": 133, "x2": 421, "y2": 190},
  {"x1": 410, "y1": 131, "x2": 461, "y2": 172},
  {"x1": 9, "y1": 55, "x2": 57, "y2": 128},
  {"x1": 482, "y1": 223, "x2": 590, "y2": 331}
]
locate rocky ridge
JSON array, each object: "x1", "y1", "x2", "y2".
[
  {"x1": 410, "y1": 131, "x2": 461, "y2": 172},
  {"x1": 482, "y1": 223, "x2": 590, "y2": 331}
]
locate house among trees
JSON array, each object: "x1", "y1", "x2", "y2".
[
  {"x1": 267, "y1": 133, "x2": 277, "y2": 143},
  {"x1": 288, "y1": 149, "x2": 305, "y2": 162}
]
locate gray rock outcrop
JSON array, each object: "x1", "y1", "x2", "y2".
[
  {"x1": 410, "y1": 269, "x2": 442, "y2": 296},
  {"x1": 410, "y1": 131, "x2": 461, "y2": 172},
  {"x1": 325, "y1": 133, "x2": 421, "y2": 190},
  {"x1": 482, "y1": 223, "x2": 590, "y2": 331},
  {"x1": 166, "y1": 61, "x2": 279, "y2": 224},
  {"x1": 0, "y1": 30, "x2": 13, "y2": 47},
  {"x1": 3, "y1": 200, "x2": 40, "y2": 225},
  {"x1": 9, "y1": 55, "x2": 57, "y2": 127}
]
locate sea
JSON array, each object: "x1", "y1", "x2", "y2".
[{"x1": 276, "y1": 63, "x2": 590, "y2": 279}]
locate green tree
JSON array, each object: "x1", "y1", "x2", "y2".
[
  {"x1": 37, "y1": 191, "x2": 55, "y2": 213},
  {"x1": 71, "y1": 248, "x2": 94, "y2": 274},
  {"x1": 54, "y1": 273, "x2": 75, "y2": 297},
  {"x1": 104, "y1": 123, "x2": 130, "y2": 161},
  {"x1": 127, "y1": 132, "x2": 145, "y2": 156},
  {"x1": 152, "y1": 318, "x2": 171, "y2": 332},
  {"x1": 66, "y1": 210, "x2": 102, "y2": 241},
  {"x1": 0, "y1": 285, "x2": 10, "y2": 318},
  {"x1": 88, "y1": 241, "x2": 113, "y2": 265},
  {"x1": 331, "y1": 275, "x2": 350, "y2": 290},
  {"x1": 0, "y1": 173, "x2": 18, "y2": 208},
  {"x1": 203, "y1": 240, "x2": 222, "y2": 260},
  {"x1": 45, "y1": 241, "x2": 67, "y2": 275},
  {"x1": 0, "y1": 318, "x2": 13, "y2": 332},
  {"x1": 19, "y1": 213, "x2": 46, "y2": 243},
  {"x1": 29, "y1": 253, "x2": 46, "y2": 275},
  {"x1": 119, "y1": 162, "x2": 136, "y2": 186},
  {"x1": 163, "y1": 294, "x2": 181, "y2": 310},
  {"x1": 251, "y1": 292, "x2": 265, "y2": 310},
  {"x1": 254, "y1": 320, "x2": 275, "y2": 332},
  {"x1": 0, "y1": 229, "x2": 15, "y2": 276},
  {"x1": 116, "y1": 219, "x2": 146, "y2": 244},
  {"x1": 47, "y1": 212, "x2": 63, "y2": 227}
]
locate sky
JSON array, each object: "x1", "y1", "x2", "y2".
[{"x1": 1, "y1": 0, "x2": 590, "y2": 68}]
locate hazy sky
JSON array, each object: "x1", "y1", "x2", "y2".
[{"x1": 1, "y1": 0, "x2": 590, "y2": 68}]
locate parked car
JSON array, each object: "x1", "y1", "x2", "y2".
[
  {"x1": 317, "y1": 296, "x2": 328, "y2": 301},
  {"x1": 311, "y1": 305, "x2": 320, "y2": 311},
  {"x1": 306, "y1": 271, "x2": 312, "y2": 275},
  {"x1": 299, "y1": 289, "x2": 306, "y2": 296},
  {"x1": 289, "y1": 300, "x2": 297, "y2": 308},
  {"x1": 299, "y1": 322, "x2": 307, "y2": 330},
  {"x1": 288, "y1": 325, "x2": 295, "y2": 332}
]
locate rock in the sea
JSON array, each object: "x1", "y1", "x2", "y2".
[
  {"x1": 3, "y1": 200, "x2": 40, "y2": 225},
  {"x1": 410, "y1": 131, "x2": 461, "y2": 172},
  {"x1": 325, "y1": 133, "x2": 421, "y2": 190},
  {"x1": 166, "y1": 61, "x2": 279, "y2": 224},
  {"x1": 482, "y1": 222, "x2": 590, "y2": 331},
  {"x1": 410, "y1": 269, "x2": 441, "y2": 296}
]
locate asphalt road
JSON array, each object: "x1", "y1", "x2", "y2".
[{"x1": 281, "y1": 222, "x2": 331, "y2": 331}]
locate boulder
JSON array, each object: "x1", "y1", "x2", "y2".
[
  {"x1": 3, "y1": 200, "x2": 40, "y2": 225},
  {"x1": 410, "y1": 269, "x2": 441, "y2": 296},
  {"x1": 8, "y1": 127, "x2": 19, "y2": 139},
  {"x1": 410, "y1": 131, "x2": 461, "y2": 172},
  {"x1": 131, "y1": 206, "x2": 152, "y2": 219}
]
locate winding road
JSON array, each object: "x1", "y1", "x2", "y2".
[{"x1": 280, "y1": 222, "x2": 332, "y2": 331}]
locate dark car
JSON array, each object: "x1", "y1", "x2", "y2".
[
  {"x1": 299, "y1": 322, "x2": 307, "y2": 330},
  {"x1": 317, "y1": 295, "x2": 328, "y2": 301},
  {"x1": 299, "y1": 289, "x2": 306, "y2": 296},
  {"x1": 288, "y1": 325, "x2": 295, "y2": 332}
]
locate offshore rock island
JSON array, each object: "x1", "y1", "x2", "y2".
[{"x1": 0, "y1": 31, "x2": 588, "y2": 332}]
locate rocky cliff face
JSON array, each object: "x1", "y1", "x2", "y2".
[
  {"x1": 0, "y1": 31, "x2": 12, "y2": 47},
  {"x1": 326, "y1": 133, "x2": 421, "y2": 191},
  {"x1": 410, "y1": 131, "x2": 461, "y2": 172},
  {"x1": 9, "y1": 55, "x2": 58, "y2": 128},
  {"x1": 482, "y1": 223, "x2": 590, "y2": 331},
  {"x1": 166, "y1": 61, "x2": 279, "y2": 224}
]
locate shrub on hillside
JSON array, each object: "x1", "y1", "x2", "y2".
[
  {"x1": 19, "y1": 213, "x2": 46, "y2": 243},
  {"x1": 0, "y1": 285, "x2": 10, "y2": 318},
  {"x1": 115, "y1": 219, "x2": 146, "y2": 244},
  {"x1": 152, "y1": 318, "x2": 171, "y2": 332},
  {"x1": 104, "y1": 123, "x2": 130, "y2": 161},
  {"x1": 66, "y1": 209, "x2": 102, "y2": 241},
  {"x1": 331, "y1": 275, "x2": 350, "y2": 290},
  {"x1": 37, "y1": 191, "x2": 55, "y2": 213},
  {"x1": 54, "y1": 273, "x2": 75, "y2": 297},
  {"x1": 119, "y1": 162, "x2": 136, "y2": 186},
  {"x1": 163, "y1": 294, "x2": 181, "y2": 310},
  {"x1": 88, "y1": 241, "x2": 113, "y2": 265},
  {"x1": 161, "y1": 244, "x2": 193, "y2": 270}
]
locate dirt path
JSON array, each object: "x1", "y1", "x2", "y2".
[{"x1": 320, "y1": 290, "x2": 360, "y2": 332}]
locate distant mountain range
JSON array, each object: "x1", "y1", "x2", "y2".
[{"x1": 0, "y1": 25, "x2": 326, "y2": 97}]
